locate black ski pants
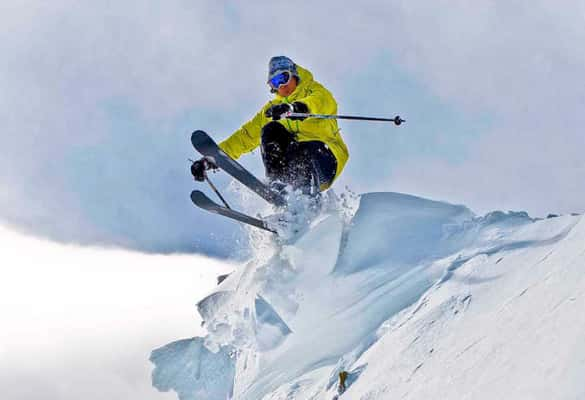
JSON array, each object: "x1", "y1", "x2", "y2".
[{"x1": 260, "y1": 121, "x2": 337, "y2": 191}]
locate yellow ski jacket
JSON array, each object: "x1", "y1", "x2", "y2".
[{"x1": 219, "y1": 65, "x2": 349, "y2": 187}]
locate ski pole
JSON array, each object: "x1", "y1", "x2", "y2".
[
  {"x1": 189, "y1": 158, "x2": 231, "y2": 209},
  {"x1": 204, "y1": 174, "x2": 231, "y2": 210},
  {"x1": 284, "y1": 112, "x2": 405, "y2": 126}
]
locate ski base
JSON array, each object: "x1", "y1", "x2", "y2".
[{"x1": 191, "y1": 190, "x2": 276, "y2": 234}]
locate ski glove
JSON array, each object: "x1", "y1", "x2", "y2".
[
  {"x1": 288, "y1": 102, "x2": 309, "y2": 120},
  {"x1": 190, "y1": 156, "x2": 218, "y2": 181},
  {"x1": 265, "y1": 102, "x2": 309, "y2": 121},
  {"x1": 265, "y1": 103, "x2": 292, "y2": 120}
]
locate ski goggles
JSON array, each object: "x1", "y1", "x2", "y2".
[{"x1": 268, "y1": 71, "x2": 292, "y2": 89}]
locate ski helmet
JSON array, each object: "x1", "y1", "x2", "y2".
[{"x1": 267, "y1": 56, "x2": 300, "y2": 92}]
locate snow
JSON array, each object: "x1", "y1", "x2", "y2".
[
  {"x1": 348, "y1": 214, "x2": 585, "y2": 400},
  {"x1": 151, "y1": 338, "x2": 235, "y2": 400},
  {"x1": 150, "y1": 191, "x2": 584, "y2": 400}
]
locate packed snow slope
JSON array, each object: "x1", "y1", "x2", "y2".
[{"x1": 150, "y1": 192, "x2": 584, "y2": 400}]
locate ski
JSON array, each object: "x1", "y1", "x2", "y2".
[
  {"x1": 191, "y1": 190, "x2": 276, "y2": 234},
  {"x1": 191, "y1": 130, "x2": 286, "y2": 207}
]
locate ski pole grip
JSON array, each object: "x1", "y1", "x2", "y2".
[{"x1": 393, "y1": 116, "x2": 405, "y2": 126}]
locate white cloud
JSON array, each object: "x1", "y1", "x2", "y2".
[
  {"x1": 367, "y1": 1, "x2": 585, "y2": 215},
  {"x1": 0, "y1": 223, "x2": 232, "y2": 399},
  {"x1": 0, "y1": 0, "x2": 583, "y2": 251}
]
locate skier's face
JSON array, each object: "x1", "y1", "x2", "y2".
[{"x1": 277, "y1": 76, "x2": 297, "y2": 97}]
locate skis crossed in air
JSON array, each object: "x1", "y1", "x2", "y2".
[
  {"x1": 191, "y1": 113, "x2": 405, "y2": 232},
  {"x1": 190, "y1": 130, "x2": 285, "y2": 233}
]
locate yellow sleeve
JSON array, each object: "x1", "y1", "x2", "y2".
[
  {"x1": 299, "y1": 81, "x2": 337, "y2": 115},
  {"x1": 218, "y1": 104, "x2": 269, "y2": 160}
]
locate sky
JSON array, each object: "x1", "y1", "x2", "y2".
[
  {"x1": 1, "y1": 1, "x2": 584, "y2": 257},
  {"x1": 0, "y1": 223, "x2": 232, "y2": 399}
]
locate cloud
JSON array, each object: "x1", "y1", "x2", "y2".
[
  {"x1": 332, "y1": 1, "x2": 585, "y2": 216},
  {"x1": 0, "y1": 223, "x2": 232, "y2": 399},
  {"x1": 0, "y1": 1, "x2": 583, "y2": 255},
  {"x1": 387, "y1": 1, "x2": 585, "y2": 215}
]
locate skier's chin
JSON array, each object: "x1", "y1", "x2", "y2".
[{"x1": 278, "y1": 87, "x2": 293, "y2": 97}]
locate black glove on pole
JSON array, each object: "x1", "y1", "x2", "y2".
[
  {"x1": 190, "y1": 157, "x2": 217, "y2": 182},
  {"x1": 265, "y1": 102, "x2": 310, "y2": 121},
  {"x1": 288, "y1": 102, "x2": 309, "y2": 120},
  {"x1": 265, "y1": 103, "x2": 292, "y2": 120}
]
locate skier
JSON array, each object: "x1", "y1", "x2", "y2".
[{"x1": 191, "y1": 56, "x2": 349, "y2": 195}]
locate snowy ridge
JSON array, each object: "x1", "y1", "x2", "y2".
[{"x1": 150, "y1": 192, "x2": 584, "y2": 400}]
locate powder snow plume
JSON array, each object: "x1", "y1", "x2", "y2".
[{"x1": 150, "y1": 191, "x2": 585, "y2": 400}]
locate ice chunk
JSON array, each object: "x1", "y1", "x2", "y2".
[
  {"x1": 254, "y1": 294, "x2": 292, "y2": 351},
  {"x1": 150, "y1": 337, "x2": 234, "y2": 400}
]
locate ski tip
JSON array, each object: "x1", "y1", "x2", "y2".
[
  {"x1": 190, "y1": 189, "x2": 200, "y2": 201},
  {"x1": 191, "y1": 130, "x2": 216, "y2": 151},
  {"x1": 190, "y1": 190, "x2": 212, "y2": 206},
  {"x1": 191, "y1": 130, "x2": 207, "y2": 140}
]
